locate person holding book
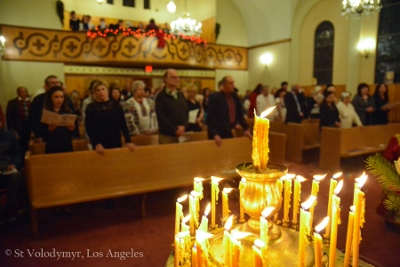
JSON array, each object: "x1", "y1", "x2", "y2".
[{"x1": 38, "y1": 86, "x2": 77, "y2": 154}]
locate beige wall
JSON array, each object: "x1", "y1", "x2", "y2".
[
  {"x1": 216, "y1": 0, "x2": 248, "y2": 46},
  {"x1": 248, "y1": 42, "x2": 291, "y2": 90}
]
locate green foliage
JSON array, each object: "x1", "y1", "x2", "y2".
[{"x1": 366, "y1": 154, "x2": 400, "y2": 213}]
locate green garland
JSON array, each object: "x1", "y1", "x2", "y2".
[{"x1": 365, "y1": 153, "x2": 400, "y2": 213}]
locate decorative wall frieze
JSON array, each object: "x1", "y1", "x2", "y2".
[{"x1": 0, "y1": 25, "x2": 248, "y2": 70}]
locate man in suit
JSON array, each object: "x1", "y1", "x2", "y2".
[
  {"x1": 6, "y1": 86, "x2": 31, "y2": 158},
  {"x1": 284, "y1": 84, "x2": 306, "y2": 123},
  {"x1": 207, "y1": 76, "x2": 251, "y2": 147}
]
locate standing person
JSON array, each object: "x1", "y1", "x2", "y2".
[
  {"x1": 336, "y1": 92, "x2": 363, "y2": 129},
  {"x1": 85, "y1": 81, "x2": 135, "y2": 155},
  {"x1": 352, "y1": 83, "x2": 375, "y2": 126},
  {"x1": 372, "y1": 83, "x2": 391, "y2": 125},
  {"x1": 185, "y1": 83, "x2": 204, "y2": 132},
  {"x1": 255, "y1": 85, "x2": 275, "y2": 120},
  {"x1": 247, "y1": 84, "x2": 263, "y2": 118},
  {"x1": 6, "y1": 86, "x2": 31, "y2": 158},
  {"x1": 319, "y1": 91, "x2": 341, "y2": 129},
  {"x1": 69, "y1": 11, "x2": 80, "y2": 31},
  {"x1": 275, "y1": 88, "x2": 287, "y2": 122},
  {"x1": 125, "y1": 80, "x2": 157, "y2": 135},
  {"x1": 308, "y1": 85, "x2": 324, "y2": 119},
  {"x1": 207, "y1": 76, "x2": 251, "y2": 147},
  {"x1": 155, "y1": 69, "x2": 188, "y2": 144},
  {"x1": 202, "y1": 87, "x2": 212, "y2": 123},
  {"x1": 274, "y1": 81, "x2": 289, "y2": 98},
  {"x1": 38, "y1": 86, "x2": 77, "y2": 154},
  {"x1": 284, "y1": 84, "x2": 306, "y2": 123},
  {"x1": 109, "y1": 83, "x2": 122, "y2": 102}
]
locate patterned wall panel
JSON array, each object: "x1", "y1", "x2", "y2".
[{"x1": 0, "y1": 25, "x2": 248, "y2": 70}]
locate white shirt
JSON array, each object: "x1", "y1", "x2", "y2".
[
  {"x1": 256, "y1": 93, "x2": 276, "y2": 121},
  {"x1": 337, "y1": 101, "x2": 363, "y2": 129}
]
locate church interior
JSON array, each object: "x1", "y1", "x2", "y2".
[{"x1": 1, "y1": 0, "x2": 400, "y2": 266}]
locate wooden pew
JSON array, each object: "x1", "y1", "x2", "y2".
[
  {"x1": 269, "y1": 121, "x2": 320, "y2": 163},
  {"x1": 29, "y1": 139, "x2": 89, "y2": 155},
  {"x1": 319, "y1": 124, "x2": 400, "y2": 170}
]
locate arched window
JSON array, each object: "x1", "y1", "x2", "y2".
[{"x1": 313, "y1": 21, "x2": 334, "y2": 85}]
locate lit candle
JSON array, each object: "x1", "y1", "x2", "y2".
[
  {"x1": 274, "y1": 178, "x2": 284, "y2": 223},
  {"x1": 189, "y1": 191, "x2": 200, "y2": 235},
  {"x1": 211, "y1": 176, "x2": 223, "y2": 228},
  {"x1": 329, "y1": 180, "x2": 343, "y2": 267},
  {"x1": 181, "y1": 214, "x2": 190, "y2": 233},
  {"x1": 324, "y1": 172, "x2": 342, "y2": 239},
  {"x1": 298, "y1": 196, "x2": 316, "y2": 267},
  {"x1": 192, "y1": 245, "x2": 199, "y2": 267},
  {"x1": 195, "y1": 230, "x2": 213, "y2": 267},
  {"x1": 260, "y1": 206, "x2": 275, "y2": 246},
  {"x1": 252, "y1": 106, "x2": 276, "y2": 172},
  {"x1": 199, "y1": 203, "x2": 211, "y2": 232},
  {"x1": 309, "y1": 174, "x2": 326, "y2": 229},
  {"x1": 175, "y1": 194, "x2": 188, "y2": 235},
  {"x1": 253, "y1": 239, "x2": 266, "y2": 267},
  {"x1": 283, "y1": 173, "x2": 295, "y2": 227},
  {"x1": 230, "y1": 230, "x2": 252, "y2": 267},
  {"x1": 353, "y1": 174, "x2": 367, "y2": 267},
  {"x1": 292, "y1": 175, "x2": 306, "y2": 228},
  {"x1": 344, "y1": 206, "x2": 355, "y2": 267},
  {"x1": 174, "y1": 231, "x2": 190, "y2": 267},
  {"x1": 222, "y1": 188, "x2": 233, "y2": 221},
  {"x1": 314, "y1": 217, "x2": 329, "y2": 267},
  {"x1": 223, "y1": 215, "x2": 234, "y2": 266},
  {"x1": 239, "y1": 178, "x2": 246, "y2": 223},
  {"x1": 194, "y1": 177, "x2": 205, "y2": 200}
]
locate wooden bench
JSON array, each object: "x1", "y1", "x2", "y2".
[
  {"x1": 319, "y1": 123, "x2": 400, "y2": 170},
  {"x1": 270, "y1": 121, "x2": 320, "y2": 163}
]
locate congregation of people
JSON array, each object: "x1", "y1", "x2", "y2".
[{"x1": 0, "y1": 70, "x2": 396, "y2": 223}]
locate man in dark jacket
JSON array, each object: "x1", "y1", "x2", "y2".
[
  {"x1": 207, "y1": 76, "x2": 251, "y2": 146},
  {"x1": 155, "y1": 69, "x2": 188, "y2": 144},
  {"x1": 284, "y1": 84, "x2": 306, "y2": 123}
]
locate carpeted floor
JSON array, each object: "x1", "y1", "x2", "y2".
[{"x1": 1, "y1": 154, "x2": 399, "y2": 267}]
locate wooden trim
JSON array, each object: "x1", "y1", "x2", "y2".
[{"x1": 248, "y1": 39, "x2": 292, "y2": 50}]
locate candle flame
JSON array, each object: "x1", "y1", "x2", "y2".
[
  {"x1": 296, "y1": 175, "x2": 306, "y2": 182},
  {"x1": 231, "y1": 230, "x2": 252, "y2": 240},
  {"x1": 183, "y1": 214, "x2": 191, "y2": 223},
  {"x1": 223, "y1": 188, "x2": 233, "y2": 194},
  {"x1": 194, "y1": 177, "x2": 205, "y2": 182},
  {"x1": 285, "y1": 173, "x2": 296, "y2": 179},
  {"x1": 196, "y1": 230, "x2": 213, "y2": 241},
  {"x1": 313, "y1": 174, "x2": 327, "y2": 181},
  {"x1": 350, "y1": 205, "x2": 355, "y2": 212},
  {"x1": 261, "y1": 206, "x2": 275, "y2": 218},
  {"x1": 355, "y1": 172, "x2": 368, "y2": 189},
  {"x1": 241, "y1": 178, "x2": 246, "y2": 183},
  {"x1": 332, "y1": 172, "x2": 343, "y2": 179},
  {"x1": 254, "y1": 239, "x2": 266, "y2": 248},
  {"x1": 301, "y1": 196, "x2": 316, "y2": 210},
  {"x1": 204, "y1": 203, "x2": 211, "y2": 216},
  {"x1": 260, "y1": 106, "x2": 276, "y2": 118},
  {"x1": 190, "y1": 190, "x2": 200, "y2": 198},
  {"x1": 211, "y1": 176, "x2": 224, "y2": 182},
  {"x1": 334, "y1": 180, "x2": 344, "y2": 195},
  {"x1": 315, "y1": 217, "x2": 330, "y2": 233},
  {"x1": 225, "y1": 215, "x2": 234, "y2": 231},
  {"x1": 177, "y1": 194, "x2": 188, "y2": 203},
  {"x1": 177, "y1": 231, "x2": 190, "y2": 238}
]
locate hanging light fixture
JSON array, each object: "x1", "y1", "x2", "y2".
[
  {"x1": 170, "y1": 0, "x2": 202, "y2": 37},
  {"x1": 167, "y1": 1, "x2": 176, "y2": 13},
  {"x1": 342, "y1": 0, "x2": 382, "y2": 17}
]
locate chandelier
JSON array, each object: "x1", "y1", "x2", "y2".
[
  {"x1": 169, "y1": 0, "x2": 202, "y2": 37},
  {"x1": 342, "y1": 0, "x2": 382, "y2": 17}
]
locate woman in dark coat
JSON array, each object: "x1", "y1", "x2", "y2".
[{"x1": 319, "y1": 90, "x2": 341, "y2": 129}]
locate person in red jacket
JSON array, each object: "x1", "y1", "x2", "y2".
[{"x1": 247, "y1": 84, "x2": 263, "y2": 118}]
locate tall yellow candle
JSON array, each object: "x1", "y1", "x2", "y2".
[
  {"x1": 329, "y1": 180, "x2": 343, "y2": 267},
  {"x1": 314, "y1": 217, "x2": 329, "y2": 267},
  {"x1": 194, "y1": 177, "x2": 205, "y2": 200},
  {"x1": 239, "y1": 178, "x2": 246, "y2": 223},
  {"x1": 260, "y1": 207, "x2": 275, "y2": 246},
  {"x1": 231, "y1": 236, "x2": 241, "y2": 267},
  {"x1": 292, "y1": 175, "x2": 305, "y2": 227},
  {"x1": 309, "y1": 174, "x2": 326, "y2": 229},
  {"x1": 196, "y1": 230, "x2": 213, "y2": 267},
  {"x1": 174, "y1": 234, "x2": 180, "y2": 267},
  {"x1": 324, "y1": 172, "x2": 341, "y2": 239},
  {"x1": 192, "y1": 245, "x2": 199, "y2": 267},
  {"x1": 298, "y1": 196, "x2": 315, "y2": 267},
  {"x1": 181, "y1": 214, "x2": 190, "y2": 233},
  {"x1": 199, "y1": 203, "x2": 211, "y2": 233},
  {"x1": 283, "y1": 174, "x2": 295, "y2": 227},
  {"x1": 353, "y1": 174, "x2": 367, "y2": 267},
  {"x1": 189, "y1": 192, "x2": 197, "y2": 236},
  {"x1": 222, "y1": 188, "x2": 233, "y2": 221},
  {"x1": 175, "y1": 194, "x2": 188, "y2": 235},
  {"x1": 274, "y1": 178, "x2": 284, "y2": 223},
  {"x1": 211, "y1": 176, "x2": 223, "y2": 229},
  {"x1": 344, "y1": 206, "x2": 355, "y2": 267},
  {"x1": 223, "y1": 215, "x2": 234, "y2": 267},
  {"x1": 253, "y1": 239, "x2": 266, "y2": 267},
  {"x1": 252, "y1": 107, "x2": 276, "y2": 172}
]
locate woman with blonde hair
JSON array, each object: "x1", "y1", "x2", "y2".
[{"x1": 186, "y1": 83, "x2": 204, "y2": 132}]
